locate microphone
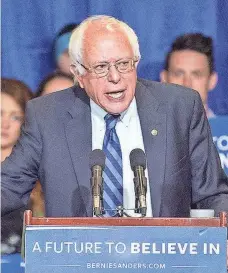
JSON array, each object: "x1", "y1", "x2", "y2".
[
  {"x1": 130, "y1": 148, "x2": 147, "y2": 217},
  {"x1": 89, "y1": 149, "x2": 106, "y2": 216}
]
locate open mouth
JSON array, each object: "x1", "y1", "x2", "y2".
[{"x1": 106, "y1": 89, "x2": 125, "y2": 99}]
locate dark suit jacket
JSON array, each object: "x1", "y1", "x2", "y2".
[{"x1": 2, "y1": 79, "x2": 228, "y2": 217}]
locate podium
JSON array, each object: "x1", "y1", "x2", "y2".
[{"x1": 24, "y1": 210, "x2": 227, "y2": 273}]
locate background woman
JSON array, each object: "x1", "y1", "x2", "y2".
[{"x1": 1, "y1": 78, "x2": 44, "y2": 255}]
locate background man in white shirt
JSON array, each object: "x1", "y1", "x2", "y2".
[{"x1": 160, "y1": 33, "x2": 218, "y2": 118}]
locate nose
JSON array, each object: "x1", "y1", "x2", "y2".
[
  {"x1": 107, "y1": 65, "x2": 121, "y2": 84},
  {"x1": 183, "y1": 75, "x2": 192, "y2": 88}
]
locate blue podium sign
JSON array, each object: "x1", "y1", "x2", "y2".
[{"x1": 25, "y1": 226, "x2": 227, "y2": 273}]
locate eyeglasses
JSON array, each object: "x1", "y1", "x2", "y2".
[{"x1": 75, "y1": 58, "x2": 138, "y2": 77}]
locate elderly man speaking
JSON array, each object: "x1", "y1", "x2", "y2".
[{"x1": 1, "y1": 15, "x2": 228, "y2": 218}]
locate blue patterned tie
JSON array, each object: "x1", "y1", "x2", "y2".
[{"x1": 103, "y1": 114, "x2": 123, "y2": 216}]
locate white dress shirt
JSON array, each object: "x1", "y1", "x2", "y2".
[{"x1": 91, "y1": 98, "x2": 152, "y2": 217}]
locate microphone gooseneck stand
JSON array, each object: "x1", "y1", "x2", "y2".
[{"x1": 94, "y1": 206, "x2": 147, "y2": 218}]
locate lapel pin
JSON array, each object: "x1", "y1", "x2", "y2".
[{"x1": 151, "y1": 129, "x2": 158, "y2": 136}]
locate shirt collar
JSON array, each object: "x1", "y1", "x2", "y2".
[{"x1": 90, "y1": 97, "x2": 137, "y2": 128}]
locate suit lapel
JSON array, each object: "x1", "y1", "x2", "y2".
[
  {"x1": 64, "y1": 87, "x2": 93, "y2": 216},
  {"x1": 136, "y1": 81, "x2": 167, "y2": 217},
  {"x1": 64, "y1": 82, "x2": 166, "y2": 217}
]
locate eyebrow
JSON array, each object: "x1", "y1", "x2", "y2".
[
  {"x1": 92, "y1": 57, "x2": 132, "y2": 64},
  {"x1": 170, "y1": 68, "x2": 205, "y2": 73},
  {"x1": 1, "y1": 110, "x2": 24, "y2": 115}
]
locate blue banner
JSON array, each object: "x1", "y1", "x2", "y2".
[
  {"x1": 209, "y1": 116, "x2": 228, "y2": 176},
  {"x1": 2, "y1": 1, "x2": 228, "y2": 115},
  {"x1": 25, "y1": 225, "x2": 227, "y2": 273},
  {"x1": 1, "y1": 254, "x2": 24, "y2": 273}
]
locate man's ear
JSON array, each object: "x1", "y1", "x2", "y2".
[
  {"x1": 160, "y1": 70, "x2": 168, "y2": 82},
  {"x1": 208, "y1": 72, "x2": 218, "y2": 91},
  {"x1": 70, "y1": 65, "x2": 84, "y2": 88},
  {"x1": 135, "y1": 58, "x2": 140, "y2": 69}
]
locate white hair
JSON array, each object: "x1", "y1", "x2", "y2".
[{"x1": 69, "y1": 15, "x2": 141, "y2": 75}]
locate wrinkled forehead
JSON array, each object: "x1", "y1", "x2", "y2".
[
  {"x1": 82, "y1": 21, "x2": 132, "y2": 62},
  {"x1": 83, "y1": 20, "x2": 127, "y2": 49}
]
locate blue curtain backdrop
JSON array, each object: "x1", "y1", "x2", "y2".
[{"x1": 2, "y1": 0, "x2": 228, "y2": 114}]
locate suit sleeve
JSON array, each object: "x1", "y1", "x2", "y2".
[
  {"x1": 190, "y1": 92, "x2": 228, "y2": 216},
  {"x1": 1, "y1": 100, "x2": 42, "y2": 215}
]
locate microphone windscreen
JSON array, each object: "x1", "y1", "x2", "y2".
[
  {"x1": 89, "y1": 149, "x2": 106, "y2": 169},
  {"x1": 129, "y1": 148, "x2": 146, "y2": 170}
]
